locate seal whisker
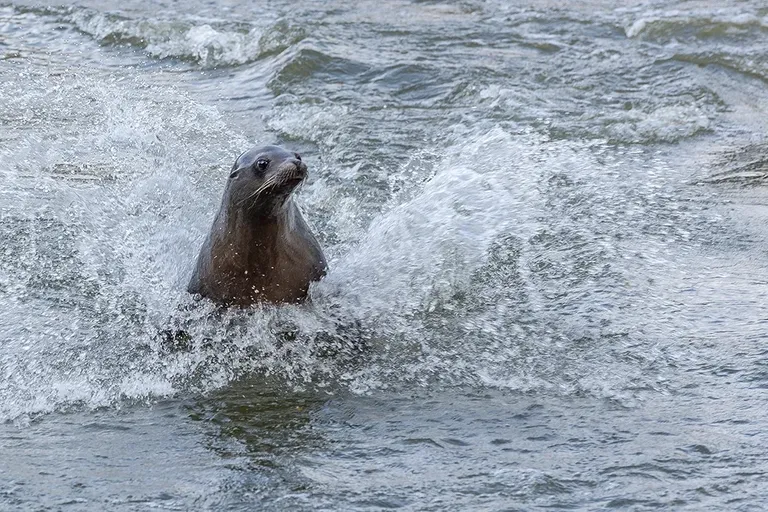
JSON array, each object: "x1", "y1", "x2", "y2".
[{"x1": 239, "y1": 175, "x2": 277, "y2": 207}]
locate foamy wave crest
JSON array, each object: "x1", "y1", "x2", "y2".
[
  {"x1": 622, "y1": 8, "x2": 768, "y2": 83},
  {"x1": 595, "y1": 104, "x2": 712, "y2": 143},
  {"x1": 477, "y1": 85, "x2": 714, "y2": 144},
  {"x1": 625, "y1": 9, "x2": 766, "y2": 40},
  {"x1": 65, "y1": 8, "x2": 303, "y2": 66}
]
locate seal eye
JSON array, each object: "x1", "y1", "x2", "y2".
[{"x1": 255, "y1": 159, "x2": 270, "y2": 171}]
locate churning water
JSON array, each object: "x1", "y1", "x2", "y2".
[{"x1": 1, "y1": 0, "x2": 768, "y2": 509}]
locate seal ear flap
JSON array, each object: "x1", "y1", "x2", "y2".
[{"x1": 229, "y1": 150, "x2": 248, "y2": 179}]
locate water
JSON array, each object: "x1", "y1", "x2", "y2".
[{"x1": 1, "y1": 0, "x2": 768, "y2": 509}]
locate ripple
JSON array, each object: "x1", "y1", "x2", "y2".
[{"x1": 268, "y1": 47, "x2": 371, "y2": 95}]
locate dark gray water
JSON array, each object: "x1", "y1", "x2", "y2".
[{"x1": 1, "y1": 0, "x2": 768, "y2": 509}]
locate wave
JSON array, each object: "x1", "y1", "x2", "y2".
[
  {"x1": 625, "y1": 9, "x2": 767, "y2": 40},
  {"x1": 12, "y1": 5, "x2": 304, "y2": 67}
]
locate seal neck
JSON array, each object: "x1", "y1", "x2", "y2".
[{"x1": 222, "y1": 196, "x2": 296, "y2": 236}]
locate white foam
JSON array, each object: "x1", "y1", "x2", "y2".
[
  {"x1": 625, "y1": 8, "x2": 762, "y2": 39},
  {"x1": 66, "y1": 8, "x2": 300, "y2": 67}
]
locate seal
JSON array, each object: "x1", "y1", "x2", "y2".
[{"x1": 188, "y1": 145, "x2": 327, "y2": 306}]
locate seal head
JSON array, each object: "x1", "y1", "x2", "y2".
[
  {"x1": 228, "y1": 145, "x2": 307, "y2": 215},
  {"x1": 188, "y1": 145, "x2": 327, "y2": 306}
]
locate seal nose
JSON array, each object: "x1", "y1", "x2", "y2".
[{"x1": 291, "y1": 158, "x2": 307, "y2": 177}]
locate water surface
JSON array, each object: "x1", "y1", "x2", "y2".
[{"x1": 1, "y1": 0, "x2": 768, "y2": 509}]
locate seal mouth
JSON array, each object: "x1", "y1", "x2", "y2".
[
  {"x1": 276, "y1": 162, "x2": 307, "y2": 187},
  {"x1": 283, "y1": 174, "x2": 305, "y2": 185},
  {"x1": 276, "y1": 170, "x2": 305, "y2": 188}
]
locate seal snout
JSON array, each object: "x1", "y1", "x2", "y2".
[{"x1": 278, "y1": 158, "x2": 308, "y2": 184}]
